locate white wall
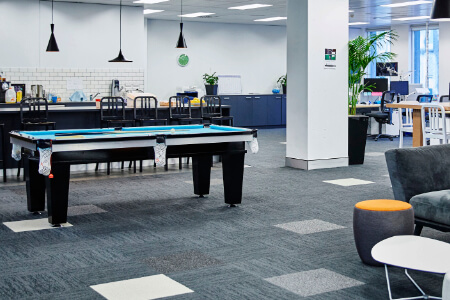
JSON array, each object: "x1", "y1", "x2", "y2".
[
  {"x1": 0, "y1": 0, "x2": 146, "y2": 69},
  {"x1": 147, "y1": 19, "x2": 287, "y2": 100},
  {"x1": 440, "y1": 22, "x2": 450, "y2": 96},
  {"x1": 391, "y1": 25, "x2": 411, "y2": 80}
]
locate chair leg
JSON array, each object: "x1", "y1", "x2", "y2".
[
  {"x1": 107, "y1": 163, "x2": 110, "y2": 175},
  {"x1": 414, "y1": 224, "x2": 423, "y2": 236},
  {"x1": 399, "y1": 131, "x2": 403, "y2": 148},
  {"x1": 95, "y1": 163, "x2": 99, "y2": 171},
  {"x1": 179, "y1": 157, "x2": 182, "y2": 170},
  {"x1": 139, "y1": 160, "x2": 143, "y2": 173},
  {"x1": 133, "y1": 161, "x2": 137, "y2": 173}
]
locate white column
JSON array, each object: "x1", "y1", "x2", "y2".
[
  {"x1": 439, "y1": 22, "x2": 450, "y2": 97},
  {"x1": 286, "y1": 0, "x2": 349, "y2": 170}
]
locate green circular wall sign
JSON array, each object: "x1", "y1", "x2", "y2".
[{"x1": 177, "y1": 54, "x2": 189, "y2": 67}]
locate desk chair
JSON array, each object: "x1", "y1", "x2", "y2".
[
  {"x1": 168, "y1": 96, "x2": 203, "y2": 169},
  {"x1": 366, "y1": 91, "x2": 396, "y2": 141},
  {"x1": 18, "y1": 98, "x2": 56, "y2": 179},
  {"x1": 440, "y1": 95, "x2": 450, "y2": 103},
  {"x1": 417, "y1": 95, "x2": 433, "y2": 103},
  {"x1": 97, "y1": 97, "x2": 135, "y2": 175},
  {"x1": 398, "y1": 107, "x2": 413, "y2": 148},
  {"x1": 421, "y1": 104, "x2": 449, "y2": 145},
  {"x1": 133, "y1": 96, "x2": 167, "y2": 172},
  {"x1": 200, "y1": 96, "x2": 233, "y2": 126}
]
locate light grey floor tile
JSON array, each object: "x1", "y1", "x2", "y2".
[
  {"x1": 184, "y1": 179, "x2": 223, "y2": 186},
  {"x1": 323, "y1": 178, "x2": 374, "y2": 187},
  {"x1": 365, "y1": 152, "x2": 385, "y2": 157},
  {"x1": 3, "y1": 218, "x2": 72, "y2": 233},
  {"x1": 265, "y1": 268, "x2": 364, "y2": 297},
  {"x1": 90, "y1": 274, "x2": 193, "y2": 300},
  {"x1": 275, "y1": 219, "x2": 345, "y2": 235}
]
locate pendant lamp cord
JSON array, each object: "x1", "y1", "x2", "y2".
[
  {"x1": 51, "y1": 0, "x2": 54, "y2": 24},
  {"x1": 120, "y1": 0, "x2": 122, "y2": 50},
  {"x1": 181, "y1": 0, "x2": 183, "y2": 24}
]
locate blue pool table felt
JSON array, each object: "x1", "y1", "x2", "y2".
[{"x1": 18, "y1": 125, "x2": 248, "y2": 140}]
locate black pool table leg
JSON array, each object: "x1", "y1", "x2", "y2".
[
  {"x1": 222, "y1": 152, "x2": 245, "y2": 207},
  {"x1": 24, "y1": 156, "x2": 46, "y2": 214},
  {"x1": 45, "y1": 164, "x2": 71, "y2": 226},
  {"x1": 192, "y1": 155, "x2": 212, "y2": 198}
]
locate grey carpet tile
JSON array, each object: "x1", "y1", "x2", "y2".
[
  {"x1": 144, "y1": 250, "x2": 223, "y2": 274},
  {"x1": 274, "y1": 219, "x2": 346, "y2": 235},
  {"x1": 68, "y1": 205, "x2": 107, "y2": 216},
  {"x1": 265, "y1": 268, "x2": 365, "y2": 297},
  {"x1": 0, "y1": 131, "x2": 447, "y2": 299}
]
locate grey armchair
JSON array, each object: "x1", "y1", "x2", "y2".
[{"x1": 385, "y1": 145, "x2": 450, "y2": 235}]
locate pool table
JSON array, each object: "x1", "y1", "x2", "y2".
[{"x1": 10, "y1": 125, "x2": 258, "y2": 225}]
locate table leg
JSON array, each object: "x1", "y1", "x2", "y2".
[
  {"x1": 412, "y1": 109, "x2": 423, "y2": 147},
  {"x1": 45, "y1": 164, "x2": 70, "y2": 226},
  {"x1": 192, "y1": 155, "x2": 212, "y2": 197},
  {"x1": 24, "y1": 156, "x2": 46, "y2": 213},
  {"x1": 222, "y1": 152, "x2": 245, "y2": 206}
]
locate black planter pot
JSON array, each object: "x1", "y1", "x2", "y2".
[
  {"x1": 282, "y1": 85, "x2": 287, "y2": 94},
  {"x1": 205, "y1": 85, "x2": 218, "y2": 95},
  {"x1": 348, "y1": 115, "x2": 369, "y2": 165}
]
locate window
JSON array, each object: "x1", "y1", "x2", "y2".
[
  {"x1": 412, "y1": 27, "x2": 439, "y2": 95},
  {"x1": 367, "y1": 30, "x2": 391, "y2": 78}
]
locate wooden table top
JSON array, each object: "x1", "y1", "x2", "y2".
[
  {"x1": 387, "y1": 101, "x2": 450, "y2": 111},
  {"x1": 355, "y1": 104, "x2": 380, "y2": 108}
]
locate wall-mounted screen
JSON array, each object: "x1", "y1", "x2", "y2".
[{"x1": 376, "y1": 62, "x2": 398, "y2": 76}]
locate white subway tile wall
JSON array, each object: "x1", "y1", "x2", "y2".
[{"x1": 2, "y1": 68, "x2": 145, "y2": 101}]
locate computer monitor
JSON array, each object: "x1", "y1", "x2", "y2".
[
  {"x1": 376, "y1": 62, "x2": 398, "y2": 76},
  {"x1": 390, "y1": 81, "x2": 409, "y2": 95},
  {"x1": 364, "y1": 78, "x2": 389, "y2": 93}
]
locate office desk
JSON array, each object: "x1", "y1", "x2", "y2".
[
  {"x1": 10, "y1": 125, "x2": 258, "y2": 225},
  {"x1": 386, "y1": 101, "x2": 450, "y2": 147}
]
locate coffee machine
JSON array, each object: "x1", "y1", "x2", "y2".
[
  {"x1": 111, "y1": 79, "x2": 120, "y2": 97},
  {"x1": 0, "y1": 81, "x2": 11, "y2": 103}
]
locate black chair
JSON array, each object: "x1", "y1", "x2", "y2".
[
  {"x1": 440, "y1": 95, "x2": 449, "y2": 103},
  {"x1": 18, "y1": 98, "x2": 56, "y2": 179},
  {"x1": 97, "y1": 97, "x2": 135, "y2": 175},
  {"x1": 168, "y1": 96, "x2": 203, "y2": 125},
  {"x1": 133, "y1": 96, "x2": 167, "y2": 127},
  {"x1": 0, "y1": 124, "x2": 6, "y2": 182},
  {"x1": 133, "y1": 96, "x2": 167, "y2": 172},
  {"x1": 417, "y1": 94, "x2": 433, "y2": 103},
  {"x1": 168, "y1": 96, "x2": 203, "y2": 169},
  {"x1": 366, "y1": 91, "x2": 396, "y2": 141},
  {"x1": 200, "y1": 95, "x2": 234, "y2": 126}
]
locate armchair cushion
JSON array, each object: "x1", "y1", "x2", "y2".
[{"x1": 410, "y1": 190, "x2": 450, "y2": 226}]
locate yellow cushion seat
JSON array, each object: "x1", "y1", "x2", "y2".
[{"x1": 355, "y1": 199, "x2": 412, "y2": 212}]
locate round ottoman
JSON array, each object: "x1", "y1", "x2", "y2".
[{"x1": 353, "y1": 199, "x2": 414, "y2": 266}]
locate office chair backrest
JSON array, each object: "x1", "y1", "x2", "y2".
[
  {"x1": 100, "y1": 97, "x2": 126, "y2": 121},
  {"x1": 440, "y1": 95, "x2": 450, "y2": 103},
  {"x1": 133, "y1": 96, "x2": 159, "y2": 120},
  {"x1": 381, "y1": 91, "x2": 395, "y2": 112},
  {"x1": 417, "y1": 94, "x2": 433, "y2": 103},
  {"x1": 420, "y1": 104, "x2": 447, "y2": 146},
  {"x1": 20, "y1": 98, "x2": 49, "y2": 124},
  {"x1": 168, "y1": 96, "x2": 191, "y2": 118},
  {"x1": 200, "y1": 96, "x2": 222, "y2": 117}
]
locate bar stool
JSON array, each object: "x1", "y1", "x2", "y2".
[
  {"x1": 133, "y1": 96, "x2": 167, "y2": 172},
  {"x1": 200, "y1": 95, "x2": 234, "y2": 126},
  {"x1": 95, "y1": 97, "x2": 135, "y2": 175},
  {"x1": 17, "y1": 98, "x2": 56, "y2": 179},
  {"x1": 0, "y1": 124, "x2": 7, "y2": 182}
]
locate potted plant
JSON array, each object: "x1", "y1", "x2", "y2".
[
  {"x1": 203, "y1": 72, "x2": 219, "y2": 95},
  {"x1": 277, "y1": 74, "x2": 287, "y2": 94},
  {"x1": 348, "y1": 30, "x2": 397, "y2": 164}
]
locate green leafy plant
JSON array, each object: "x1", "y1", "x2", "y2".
[
  {"x1": 277, "y1": 74, "x2": 287, "y2": 86},
  {"x1": 348, "y1": 30, "x2": 397, "y2": 115},
  {"x1": 203, "y1": 72, "x2": 219, "y2": 85}
]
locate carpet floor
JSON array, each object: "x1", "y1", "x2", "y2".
[{"x1": 0, "y1": 128, "x2": 448, "y2": 300}]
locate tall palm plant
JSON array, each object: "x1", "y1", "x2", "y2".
[{"x1": 348, "y1": 30, "x2": 398, "y2": 115}]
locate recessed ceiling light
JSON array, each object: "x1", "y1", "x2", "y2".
[
  {"x1": 381, "y1": 1, "x2": 432, "y2": 8},
  {"x1": 254, "y1": 17, "x2": 287, "y2": 22},
  {"x1": 134, "y1": 0, "x2": 169, "y2": 4},
  {"x1": 349, "y1": 10, "x2": 355, "y2": 12},
  {"x1": 144, "y1": 9, "x2": 164, "y2": 14},
  {"x1": 178, "y1": 12, "x2": 215, "y2": 18},
  {"x1": 229, "y1": 4, "x2": 273, "y2": 10},
  {"x1": 348, "y1": 22, "x2": 369, "y2": 26},
  {"x1": 393, "y1": 16, "x2": 431, "y2": 21}
]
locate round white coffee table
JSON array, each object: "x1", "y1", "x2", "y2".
[{"x1": 372, "y1": 235, "x2": 450, "y2": 300}]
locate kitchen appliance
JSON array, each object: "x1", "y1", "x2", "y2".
[
  {"x1": 0, "y1": 81, "x2": 11, "y2": 103},
  {"x1": 111, "y1": 79, "x2": 120, "y2": 97},
  {"x1": 12, "y1": 84, "x2": 26, "y2": 95},
  {"x1": 31, "y1": 85, "x2": 44, "y2": 98}
]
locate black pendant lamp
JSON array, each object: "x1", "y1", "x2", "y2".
[
  {"x1": 46, "y1": 0, "x2": 59, "y2": 52},
  {"x1": 176, "y1": 0, "x2": 187, "y2": 48},
  {"x1": 431, "y1": 0, "x2": 450, "y2": 20},
  {"x1": 109, "y1": 0, "x2": 132, "y2": 62}
]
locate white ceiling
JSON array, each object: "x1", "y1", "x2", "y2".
[{"x1": 50, "y1": 0, "x2": 437, "y2": 28}]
